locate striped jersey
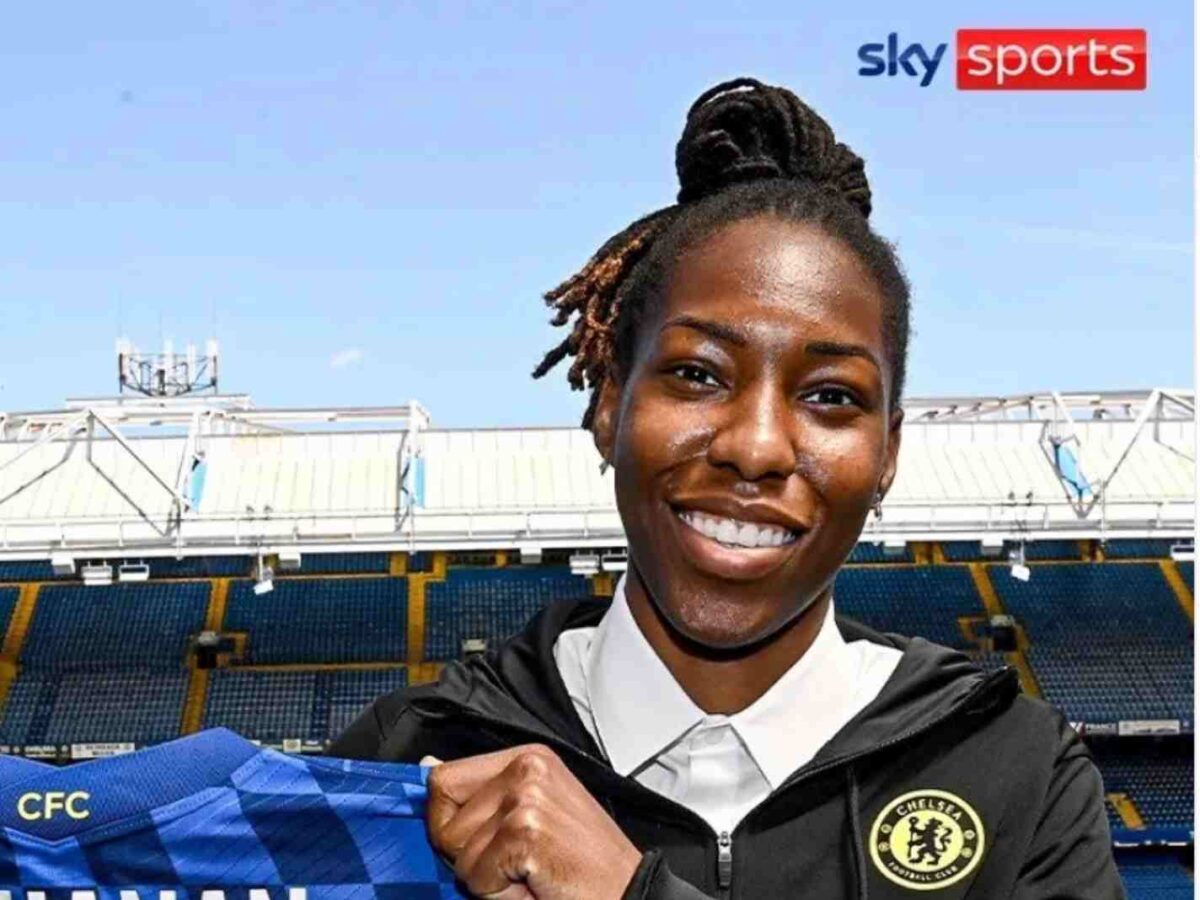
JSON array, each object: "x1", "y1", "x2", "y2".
[{"x1": 0, "y1": 728, "x2": 463, "y2": 899}]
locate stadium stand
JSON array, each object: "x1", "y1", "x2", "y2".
[
  {"x1": 327, "y1": 668, "x2": 410, "y2": 738},
  {"x1": 0, "y1": 561, "x2": 56, "y2": 582},
  {"x1": 1094, "y1": 739, "x2": 1193, "y2": 830},
  {"x1": 282, "y1": 552, "x2": 391, "y2": 575},
  {"x1": 0, "y1": 587, "x2": 16, "y2": 636},
  {"x1": 846, "y1": 542, "x2": 914, "y2": 563},
  {"x1": 941, "y1": 539, "x2": 1085, "y2": 562},
  {"x1": 832, "y1": 566, "x2": 985, "y2": 649},
  {"x1": 147, "y1": 556, "x2": 249, "y2": 578},
  {"x1": 1102, "y1": 539, "x2": 1177, "y2": 559},
  {"x1": 223, "y1": 576, "x2": 408, "y2": 665},
  {"x1": 202, "y1": 667, "x2": 410, "y2": 742},
  {"x1": 1118, "y1": 858, "x2": 1194, "y2": 899},
  {"x1": 990, "y1": 563, "x2": 1193, "y2": 725},
  {"x1": 204, "y1": 670, "x2": 317, "y2": 741},
  {"x1": 42, "y1": 672, "x2": 190, "y2": 744},
  {"x1": 423, "y1": 566, "x2": 590, "y2": 660},
  {"x1": 0, "y1": 582, "x2": 207, "y2": 744},
  {"x1": 21, "y1": 582, "x2": 209, "y2": 671}
]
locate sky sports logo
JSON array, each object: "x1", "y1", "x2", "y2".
[{"x1": 858, "y1": 29, "x2": 1147, "y2": 89}]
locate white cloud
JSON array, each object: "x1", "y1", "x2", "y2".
[{"x1": 330, "y1": 347, "x2": 365, "y2": 370}]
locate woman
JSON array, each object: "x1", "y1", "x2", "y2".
[{"x1": 333, "y1": 78, "x2": 1122, "y2": 899}]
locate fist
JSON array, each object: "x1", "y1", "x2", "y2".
[{"x1": 425, "y1": 744, "x2": 643, "y2": 900}]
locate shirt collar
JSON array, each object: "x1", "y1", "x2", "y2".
[{"x1": 586, "y1": 573, "x2": 860, "y2": 789}]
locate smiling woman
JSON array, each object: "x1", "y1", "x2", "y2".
[{"x1": 333, "y1": 78, "x2": 1123, "y2": 900}]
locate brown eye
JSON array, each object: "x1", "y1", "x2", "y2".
[
  {"x1": 669, "y1": 363, "x2": 720, "y2": 388},
  {"x1": 802, "y1": 386, "x2": 859, "y2": 408}
]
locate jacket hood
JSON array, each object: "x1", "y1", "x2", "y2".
[{"x1": 403, "y1": 596, "x2": 1020, "y2": 776}]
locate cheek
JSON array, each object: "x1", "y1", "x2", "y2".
[
  {"x1": 616, "y1": 387, "x2": 710, "y2": 483},
  {"x1": 796, "y1": 423, "x2": 887, "y2": 511}
]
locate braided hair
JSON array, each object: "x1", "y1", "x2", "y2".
[{"x1": 532, "y1": 77, "x2": 911, "y2": 429}]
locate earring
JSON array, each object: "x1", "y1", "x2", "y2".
[
  {"x1": 599, "y1": 459, "x2": 610, "y2": 475},
  {"x1": 872, "y1": 493, "x2": 884, "y2": 519}
]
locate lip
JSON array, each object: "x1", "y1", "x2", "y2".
[
  {"x1": 668, "y1": 504, "x2": 803, "y2": 582},
  {"x1": 670, "y1": 495, "x2": 808, "y2": 534}
]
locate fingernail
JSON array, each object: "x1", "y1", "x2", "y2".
[{"x1": 420, "y1": 755, "x2": 444, "y2": 766}]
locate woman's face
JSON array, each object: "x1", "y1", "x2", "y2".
[{"x1": 593, "y1": 215, "x2": 902, "y2": 649}]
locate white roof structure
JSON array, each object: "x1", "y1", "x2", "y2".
[{"x1": 0, "y1": 389, "x2": 1192, "y2": 560}]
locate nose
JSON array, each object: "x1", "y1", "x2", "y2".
[{"x1": 705, "y1": 378, "x2": 797, "y2": 482}]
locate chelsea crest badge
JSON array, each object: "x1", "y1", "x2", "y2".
[{"x1": 869, "y1": 789, "x2": 985, "y2": 891}]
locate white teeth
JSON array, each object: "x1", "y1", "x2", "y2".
[
  {"x1": 677, "y1": 509, "x2": 796, "y2": 549},
  {"x1": 716, "y1": 519, "x2": 738, "y2": 544}
]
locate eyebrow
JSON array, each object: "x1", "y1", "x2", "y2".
[
  {"x1": 804, "y1": 340, "x2": 881, "y2": 372},
  {"x1": 661, "y1": 315, "x2": 881, "y2": 371},
  {"x1": 661, "y1": 315, "x2": 747, "y2": 346}
]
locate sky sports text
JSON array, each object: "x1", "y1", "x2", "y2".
[{"x1": 858, "y1": 29, "x2": 1146, "y2": 89}]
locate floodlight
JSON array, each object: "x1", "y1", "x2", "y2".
[
  {"x1": 600, "y1": 551, "x2": 628, "y2": 573},
  {"x1": 117, "y1": 562, "x2": 150, "y2": 582},
  {"x1": 81, "y1": 563, "x2": 113, "y2": 586},
  {"x1": 277, "y1": 549, "x2": 302, "y2": 571},
  {"x1": 50, "y1": 554, "x2": 76, "y2": 576},
  {"x1": 569, "y1": 553, "x2": 600, "y2": 577}
]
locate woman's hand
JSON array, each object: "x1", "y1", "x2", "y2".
[{"x1": 424, "y1": 744, "x2": 643, "y2": 900}]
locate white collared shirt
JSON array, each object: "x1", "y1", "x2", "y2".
[{"x1": 552, "y1": 573, "x2": 903, "y2": 836}]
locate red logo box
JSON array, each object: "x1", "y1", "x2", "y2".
[{"x1": 957, "y1": 29, "x2": 1147, "y2": 90}]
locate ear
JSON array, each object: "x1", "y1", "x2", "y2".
[
  {"x1": 876, "y1": 407, "x2": 904, "y2": 499},
  {"x1": 590, "y1": 377, "x2": 621, "y2": 467}
]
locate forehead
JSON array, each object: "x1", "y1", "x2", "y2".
[{"x1": 658, "y1": 216, "x2": 887, "y2": 350}]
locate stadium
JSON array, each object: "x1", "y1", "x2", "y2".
[{"x1": 0, "y1": 344, "x2": 1192, "y2": 896}]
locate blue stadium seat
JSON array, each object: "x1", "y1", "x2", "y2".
[
  {"x1": 424, "y1": 567, "x2": 589, "y2": 661},
  {"x1": 992, "y1": 564, "x2": 1192, "y2": 723},
  {"x1": 0, "y1": 671, "x2": 187, "y2": 745},
  {"x1": 285, "y1": 553, "x2": 391, "y2": 576},
  {"x1": 204, "y1": 670, "x2": 318, "y2": 740},
  {"x1": 0, "y1": 561, "x2": 57, "y2": 582},
  {"x1": 1119, "y1": 862, "x2": 1193, "y2": 899},
  {"x1": 1103, "y1": 539, "x2": 1175, "y2": 559},
  {"x1": 0, "y1": 672, "x2": 53, "y2": 744},
  {"x1": 224, "y1": 577, "x2": 408, "y2": 665},
  {"x1": 941, "y1": 540, "x2": 1082, "y2": 562},
  {"x1": 146, "y1": 556, "x2": 249, "y2": 578},
  {"x1": 327, "y1": 668, "x2": 410, "y2": 739},
  {"x1": 22, "y1": 582, "x2": 209, "y2": 672},
  {"x1": 0, "y1": 587, "x2": 17, "y2": 637},
  {"x1": 43, "y1": 672, "x2": 188, "y2": 744},
  {"x1": 832, "y1": 567, "x2": 985, "y2": 649},
  {"x1": 1094, "y1": 741, "x2": 1193, "y2": 829},
  {"x1": 1177, "y1": 562, "x2": 1193, "y2": 589},
  {"x1": 847, "y1": 543, "x2": 914, "y2": 564}
]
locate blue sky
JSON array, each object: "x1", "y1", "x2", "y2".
[{"x1": 0, "y1": 2, "x2": 1190, "y2": 426}]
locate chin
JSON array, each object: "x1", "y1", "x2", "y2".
[{"x1": 659, "y1": 591, "x2": 787, "y2": 652}]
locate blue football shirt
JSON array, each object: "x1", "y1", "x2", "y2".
[{"x1": 0, "y1": 728, "x2": 464, "y2": 898}]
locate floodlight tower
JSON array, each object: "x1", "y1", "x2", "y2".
[{"x1": 117, "y1": 338, "x2": 220, "y2": 397}]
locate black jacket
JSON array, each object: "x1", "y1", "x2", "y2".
[{"x1": 332, "y1": 598, "x2": 1124, "y2": 899}]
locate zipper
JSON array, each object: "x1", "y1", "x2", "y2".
[
  {"x1": 716, "y1": 830, "x2": 733, "y2": 895},
  {"x1": 411, "y1": 665, "x2": 1016, "y2": 897}
]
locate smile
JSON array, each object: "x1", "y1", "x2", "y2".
[{"x1": 675, "y1": 508, "x2": 799, "y2": 549}]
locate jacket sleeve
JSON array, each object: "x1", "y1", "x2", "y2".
[
  {"x1": 622, "y1": 851, "x2": 716, "y2": 900},
  {"x1": 1012, "y1": 719, "x2": 1125, "y2": 899}
]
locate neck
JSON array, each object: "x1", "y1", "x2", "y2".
[{"x1": 623, "y1": 567, "x2": 831, "y2": 715}]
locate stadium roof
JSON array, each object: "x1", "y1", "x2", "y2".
[{"x1": 0, "y1": 389, "x2": 1191, "y2": 559}]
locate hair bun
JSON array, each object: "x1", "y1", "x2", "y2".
[{"x1": 674, "y1": 76, "x2": 871, "y2": 218}]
